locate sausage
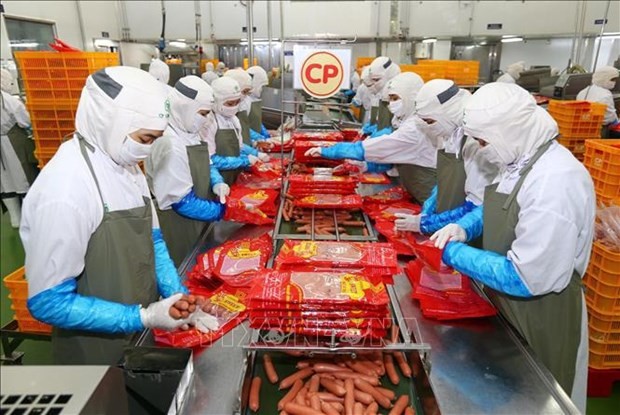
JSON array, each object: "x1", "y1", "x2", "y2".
[
  {"x1": 296, "y1": 361, "x2": 312, "y2": 369},
  {"x1": 364, "y1": 402, "x2": 379, "y2": 415},
  {"x1": 320, "y1": 378, "x2": 347, "y2": 397},
  {"x1": 404, "y1": 408, "x2": 415, "y2": 415},
  {"x1": 332, "y1": 371, "x2": 379, "y2": 386},
  {"x1": 278, "y1": 379, "x2": 304, "y2": 410},
  {"x1": 393, "y1": 353, "x2": 412, "y2": 378},
  {"x1": 309, "y1": 374, "x2": 320, "y2": 393},
  {"x1": 345, "y1": 361, "x2": 376, "y2": 376},
  {"x1": 344, "y1": 378, "x2": 355, "y2": 415},
  {"x1": 249, "y1": 376, "x2": 261, "y2": 412},
  {"x1": 295, "y1": 386, "x2": 309, "y2": 405},
  {"x1": 383, "y1": 354, "x2": 400, "y2": 385},
  {"x1": 280, "y1": 367, "x2": 314, "y2": 390},
  {"x1": 376, "y1": 386, "x2": 396, "y2": 401},
  {"x1": 312, "y1": 392, "x2": 344, "y2": 403},
  {"x1": 352, "y1": 379, "x2": 392, "y2": 409},
  {"x1": 329, "y1": 401, "x2": 345, "y2": 413},
  {"x1": 313, "y1": 363, "x2": 352, "y2": 373},
  {"x1": 309, "y1": 393, "x2": 321, "y2": 411},
  {"x1": 263, "y1": 354, "x2": 279, "y2": 384},
  {"x1": 388, "y1": 395, "x2": 410, "y2": 415},
  {"x1": 390, "y1": 323, "x2": 399, "y2": 344},
  {"x1": 284, "y1": 402, "x2": 325, "y2": 415},
  {"x1": 353, "y1": 390, "x2": 374, "y2": 405},
  {"x1": 321, "y1": 401, "x2": 340, "y2": 415}
]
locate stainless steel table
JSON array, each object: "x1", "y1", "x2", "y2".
[{"x1": 140, "y1": 221, "x2": 580, "y2": 415}]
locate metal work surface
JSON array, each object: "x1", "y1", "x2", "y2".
[{"x1": 141, "y1": 221, "x2": 579, "y2": 414}]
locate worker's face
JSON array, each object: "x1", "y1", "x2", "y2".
[
  {"x1": 197, "y1": 109, "x2": 211, "y2": 117},
  {"x1": 241, "y1": 87, "x2": 253, "y2": 96},
  {"x1": 225, "y1": 99, "x2": 241, "y2": 107},
  {"x1": 472, "y1": 137, "x2": 489, "y2": 147},
  {"x1": 388, "y1": 94, "x2": 401, "y2": 102},
  {"x1": 129, "y1": 129, "x2": 164, "y2": 145},
  {"x1": 421, "y1": 118, "x2": 437, "y2": 125}
]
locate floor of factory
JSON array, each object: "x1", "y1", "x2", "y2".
[{"x1": 1, "y1": 210, "x2": 618, "y2": 413}]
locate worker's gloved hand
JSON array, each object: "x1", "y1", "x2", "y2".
[
  {"x1": 257, "y1": 152, "x2": 270, "y2": 162},
  {"x1": 190, "y1": 309, "x2": 220, "y2": 333},
  {"x1": 394, "y1": 213, "x2": 422, "y2": 233},
  {"x1": 343, "y1": 89, "x2": 355, "y2": 97},
  {"x1": 248, "y1": 155, "x2": 260, "y2": 165},
  {"x1": 304, "y1": 147, "x2": 323, "y2": 158},
  {"x1": 346, "y1": 159, "x2": 368, "y2": 173},
  {"x1": 370, "y1": 127, "x2": 392, "y2": 138},
  {"x1": 430, "y1": 224, "x2": 467, "y2": 249},
  {"x1": 213, "y1": 183, "x2": 230, "y2": 204},
  {"x1": 140, "y1": 293, "x2": 192, "y2": 331},
  {"x1": 362, "y1": 123, "x2": 377, "y2": 136}
]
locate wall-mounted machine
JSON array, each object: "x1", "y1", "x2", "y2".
[{"x1": 540, "y1": 72, "x2": 592, "y2": 100}]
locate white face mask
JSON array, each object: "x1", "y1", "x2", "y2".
[
  {"x1": 252, "y1": 85, "x2": 263, "y2": 98},
  {"x1": 220, "y1": 104, "x2": 239, "y2": 118},
  {"x1": 388, "y1": 99, "x2": 404, "y2": 117},
  {"x1": 370, "y1": 78, "x2": 384, "y2": 94},
  {"x1": 116, "y1": 135, "x2": 152, "y2": 167},
  {"x1": 190, "y1": 113, "x2": 208, "y2": 133},
  {"x1": 423, "y1": 119, "x2": 454, "y2": 144},
  {"x1": 479, "y1": 144, "x2": 505, "y2": 168},
  {"x1": 602, "y1": 80, "x2": 616, "y2": 90}
]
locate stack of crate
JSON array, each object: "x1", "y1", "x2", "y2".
[
  {"x1": 14, "y1": 51, "x2": 119, "y2": 167},
  {"x1": 548, "y1": 100, "x2": 606, "y2": 161},
  {"x1": 402, "y1": 60, "x2": 479, "y2": 85},
  {"x1": 3, "y1": 267, "x2": 51, "y2": 333},
  {"x1": 584, "y1": 140, "x2": 620, "y2": 205}
]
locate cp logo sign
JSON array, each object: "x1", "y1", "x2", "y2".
[{"x1": 301, "y1": 51, "x2": 344, "y2": 98}]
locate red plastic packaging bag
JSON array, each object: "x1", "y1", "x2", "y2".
[
  {"x1": 409, "y1": 236, "x2": 451, "y2": 272},
  {"x1": 364, "y1": 201, "x2": 422, "y2": 222},
  {"x1": 293, "y1": 141, "x2": 341, "y2": 164},
  {"x1": 360, "y1": 173, "x2": 391, "y2": 185},
  {"x1": 373, "y1": 220, "x2": 416, "y2": 256},
  {"x1": 249, "y1": 159, "x2": 288, "y2": 180},
  {"x1": 223, "y1": 186, "x2": 279, "y2": 225},
  {"x1": 235, "y1": 172, "x2": 282, "y2": 189},
  {"x1": 291, "y1": 131, "x2": 344, "y2": 142},
  {"x1": 363, "y1": 186, "x2": 411, "y2": 205},
  {"x1": 213, "y1": 234, "x2": 273, "y2": 287},
  {"x1": 294, "y1": 194, "x2": 363, "y2": 209}
]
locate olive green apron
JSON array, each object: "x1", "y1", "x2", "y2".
[
  {"x1": 52, "y1": 135, "x2": 158, "y2": 365},
  {"x1": 377, "y1": 100, "x2": 393, "y2": 131},
  {"x1": 358, "y1": 106, "x2": 366, "y2": 124},
  {"x1": 369, "y1": 106, "x2": 379, "y2": 126},
  {"x1": 396, "y1": 164, "x2": 437, "y2": 205},
  {"x1": 155, "y1": 142, "x2": 213, "y2": 266},
  {"x1": 435, "y1": 135, "x2": 467, "y2": 213},
  {"x1": 249, "y1": 100, "x2": 263, "y2": 133},
  {"x1": 482, "y1": 139, "x2": 582, "y2": 395},
  {"x1": 237, "y1": 109, "x2": 252, "y2": 146},
  {"x1": 7, "y1": 124, "x2": 38, "y2": 185},
  {"x1": 214, "y1": 119, "x2": 243, "y2": 186}
]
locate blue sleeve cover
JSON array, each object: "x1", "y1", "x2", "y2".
[
  {"x1": 27, "y1": 279, "x2": 144, "y2": 334},
  {"x1": 366, "y1": 162, "x2": 393, "y2": 173},
  {"x1": 260, "y1": 124, "x2": 271, "y2": 138},
  {"x1": 343, "y1": 89, "x2": 356, "y2": 97},
  {"x1": 209, "y1": 164, "x2": 224, "y2": 187},
  {"x1": 250, "y1": 128, "x2": 268, "y2": 143},
  {"x1": 421, "y1": 186, "x2": 438, "y2": 216},
  {"x1": 172, "y1": 189, "x2": 225, "y2": 222},
  {"x1": 362, "y1": 123, "x2": 378, "y2": 136},
  {"x1": 370, "y1": 127, "x2": 393, "y2": 139},
  {"x1": 456, "y1": 205, "x2": 484, "y2": 241},
  {"x1": 212, "y1": 154, "x2": 251, "y2": 171},
  {"x1": 420, "y1": 200, "x2": 477, "y2": 235},
  {"x1": 443, "y1": 242, "x2": 532, "y2": 297},
  {"x1": 241, "y1": 143, "x2": 259, "y2": 156},
  {"x1": 321, "y1": 141, "x2": 365, "y2": 161},
  {"x1": 152, "y1": 228, "x2": 188, "y2": 297}
]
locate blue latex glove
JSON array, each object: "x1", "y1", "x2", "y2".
[
  {"x1": 343, "y1": 89, "x2": 356, "y2": 97},
  {"x1": 455, "y1": 205, "x2": 484, "y2": 242},
  {"x1": 443, "y1": 242, "x2": 532, "y2": 297},
  {"x1": 210, "y1": 164, "x2": 224, "y2": 187},
  {"x1": 370, "y1": 127, "x2": 392, "y2": 138},
  {"x1": 212, "y1": 154, "x2": 251, "y2": 171},
  {"x1": 362, "y1": 123, "x2": 378, "y2": 136},
  {"x1": 260, "y1": 124, "x2": 271, "y2": 138},
  {"x1": 352, "y1": 98, "x2": 362, "y2": 107},
  {"x1": 152, "y1": 228, "x2": 188, "y2": 297},
  {"x1": 321, "y1": 141, "x2": 365, "y2": 160},
  {"x1": 366, "y1": 162, "x2": 393, "y2": 173},
  {"x1": 421, "y1": 186, "x2": 438, "y2": 216},
  {"x1": 172, "y1": 189, "x2": 225, "y2": 221},
  {"x1": 420, "y1": 200, "x2": 477, "y2": 235},
  {"x1": 28, "y1": 279, "x2": 144, "y2": 333},
  {"x1": 250, "y1": 128, "x2": 268, "y2": 143},
  {"x1": 241, "y1": 143, "x2": 259, "y2": 156}
]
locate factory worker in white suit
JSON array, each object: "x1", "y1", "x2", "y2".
[
  {"x1": 496, "y1": 61, "x2": 525, "y2": 84},
  {"x1": 149, "y1": 59, "x2": 173, "y2": 92},
  {"x1": 20, "y1": 67, "x2": 200, "y2": 365},
  {"x1": 202, "y1": 62, "x2": 219, "y2": 85},
  {"x1": 361, "y1": 56, "x2": 402, "y2": 136},
  {"x1": 1, "y1": 68, "x2": 37, "y2": 228},
  {"x1": 246, "y1": 65, "x2": 272, "y2": 141},
  {"x1": 306, "y1": 72, "x2": 438, "y2": 204},
  {"x1": 146, "y1": 75, "x2": 227, "y2": 265},
  {"x1": 577, "y1": 65, "x2": 619, "y2": 137},
  {"x1": 433, "y1": 83, "x2": 593, "y2": 413}
]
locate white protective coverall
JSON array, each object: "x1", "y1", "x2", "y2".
[
  {"x1": 202, "y1": 62, "x2": 219, "y2": 85},
  {"x1": 576, "y1": 65, "x2": 619, "y2": 125},
  {"x1": 496, "y1": 61, "x2": 525, "y2": 84}
]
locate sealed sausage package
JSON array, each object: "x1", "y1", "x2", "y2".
[
  {"x1": 288, "y1": 174, "x2": 359, "y2": 196},
  {"x1": 373, "y1": 220, "x2": 417, "y2": 256},
  {"x1": 409, "y1": 236, "x2": 451, "y2": 272},
  {"x1": 153, "y1": 285, "x2": 250, "y2": 348},
  {"x1": 248, "y1": 159, "x2": 288, "y2": 180},
  {"x1": 235, "y1": 172, "x2": 282, "y2": 190},
  {"x1": 223, "y1": 186, "x2": 279, "y2": 225},
  {"x1": 213, "y1": 234, "x2": 273, "y2": 287},
  {"x1": 291, "y1": 131, "x2": 344, "y2": 142},
  {"x1": 363, "y1": 186, "x2": 411, "y2": 205},
  {"x1": 363, "y1": 201, "x2": 422, "y2": 222},
  {"x1": 359, "y1": 173, "x2": 391, "y2": 185},
  {"x1": 293, "y1": 141, "x2": 341, "y2": 165},
  {"x1": 186, "y1": 248, "x2": 223, "y2": 292},
  {"x1": 293, "y1": 194, "x2": 363, "y2": 209}
]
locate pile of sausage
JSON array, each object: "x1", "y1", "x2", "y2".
[
  {"x1": 281, "y1": 198, "x2": 367, "y2": 237},
  {"x1": 249, "y1": 351, "x2": 416, "y2": 415}
]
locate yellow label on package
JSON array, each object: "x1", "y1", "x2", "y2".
[
  {"x1": 292, "y1": 241, "x2": 319, "y2": 259},
  {"x1": 248, "y1": 190, "x2": 269, "y2": 201},
  {"x1": 340, "y1": 273, "x2": 370, "y2": 301},
  {"x1": 227, "y1": 243, "x2": 261, "y2": 260},
  {"x1": 211, "y1": 293, "x2": 246, "y2": 313}
]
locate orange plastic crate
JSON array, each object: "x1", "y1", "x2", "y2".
[
  {"x1": 2, "y1": 268, "x2": 53, "y2": 334},
  {"x1": 589, "y1": 324, "x2": 620, "y2": 344},
  {"x1": 585, "y1": 280, "x2": 620, "y2": 315},
  {"x1": 558, "y1": 136, "x2": 597, "y2": 158},
  {"x1": 3, "y1": 267, "x2": 29, "y2": 299},
  {"x1": 585, "y1": 267, "x2": 620, "y2": 301},
  {"x1": 588, "y1": 303, "x2": 620, "y2": 332},
  {"x1": 14, "y1": 316, "x2": 52, "y2": 334},
  {"x1": 588, "y1": 241, "x2": 620, "y2": 277},
  {"x1": 584, "y1": 140, "x2": 620, "y2": 200},
  {"x1": 589, "y1": 350, "x2": 620, "y2": 369}
]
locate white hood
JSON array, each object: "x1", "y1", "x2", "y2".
[
  {"x1": 75, "y1": 66, "x2": 170, "y2": 165},
  {"x1": 247, "y1": 66, "x2": 269, "y2": 98},
  {"x1": 592, "y1": 65, "x2": 619, "y2": 90},
  {"x1": 506, "y1": 61, "x2": 525, "y2": 80},
  {"x1": 463, "y1": 82, "x2": 558, "y2": 166},
  {"x1": 368, "y1": 56, "x2": 401, "y2": 98},
  {"x1": 211, "y1": 76, "x2": 242, "y2": 115},
  {"x1": 1, "y1": 68, "x2": 14, "y2": 93},
  {"x1": 385, "y1": 72, "x2": 424, "y2": 122},
  {"x1": 169, "y1": 75, "x2": 214, "y2": 135},
  {"x1": 149, "y1": 59, "x2": 170, "y2": 85}
]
